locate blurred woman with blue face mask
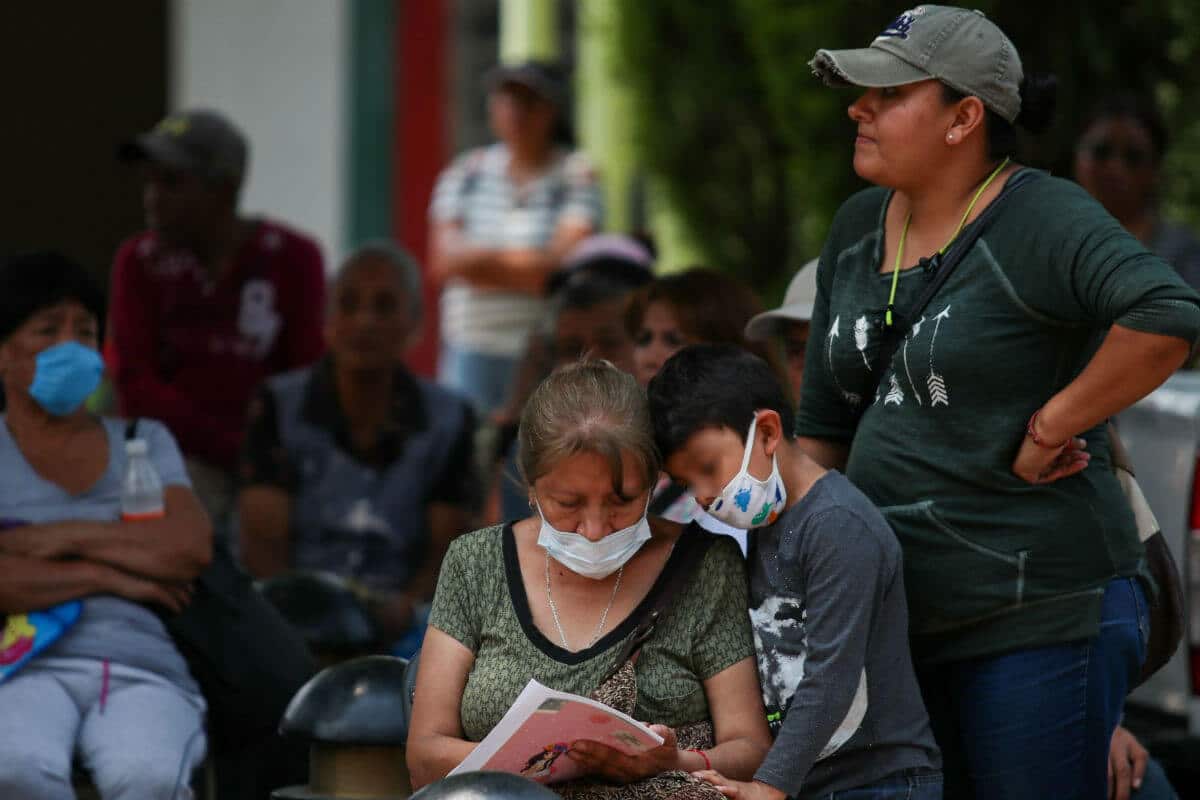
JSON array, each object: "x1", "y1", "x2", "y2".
[
  {"x1": 408, "y1": 361, "x2": 772, "y2": 796},
  {"x1": 0, "y1": 251, "x2": 212, "y2": 799}
]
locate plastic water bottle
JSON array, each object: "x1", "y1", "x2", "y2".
[{"x1": 121, "y1": 439, "x2": 165, "y2": 521}]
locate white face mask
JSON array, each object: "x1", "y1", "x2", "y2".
[
  {"x1": 706, "y1": 415, "x2": 787, "y2": 529},
  {"x1": 535, "y1": 495, "x2": 652, "y2": 580}
]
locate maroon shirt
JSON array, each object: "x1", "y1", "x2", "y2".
[{"x1": 105, "y1": 219, "x2": 326, "y2": 469}]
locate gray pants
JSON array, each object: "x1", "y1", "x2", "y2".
[{"x1": 0, "y1": 657, "x2": 206, "y2": 799}]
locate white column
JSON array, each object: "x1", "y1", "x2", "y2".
[{"x1": 170, "y1": 0, "x2": 349, "y2": 270}]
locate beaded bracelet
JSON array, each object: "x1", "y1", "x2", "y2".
[{"x1": 1026, "y1": 410, "x2": 1068, "y2": 449}]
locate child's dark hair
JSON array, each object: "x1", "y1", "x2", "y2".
[
  {"x1": 647, "y1": 343, "x2": 794, "y2": 458},
  {"x1": 0, "y1": 251, "x2": 105, "y2": 343}
]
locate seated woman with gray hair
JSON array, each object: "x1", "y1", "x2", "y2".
[
  {"x1": 238, "y1": 243, "x2": 477, "y2": 654},
  {"x1": 407, "y1": 360, "x2": 771, "y2": 798}
]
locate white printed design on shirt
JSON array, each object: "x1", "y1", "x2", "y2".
[
  {"x1": 333, "y1": 499, "x2": 395, "y2": 574},
  {"x1": 751, "y1": 596, "x2": 807, "y2": 710},
  {"x1": 926, "y1": 306, "x2": 952, "y2": 407},
  {"x1": 237, "y1": 279, "x2": 282, "y2": 359},
  {"x1": 884, "y1": 373, "x2": 905, "y2": 406},
  {"x1": 750, "y1": 596, "x2": 868, "y2": 761},
  {"x1": 826, "y1": 316, "x2": 863, "y2": 407},
  {"x1": 853, "y1": 315, "x2": 870, "y2": 369},
  {"x1": 834, "y1": 304, "x2": 955, "y2": 411},
  {"x1": 816, "y1": 670, "x2": 869, "y2": 762},
  {"x1": 901, "y1": 315, "x2": 926, "y2": 407},
  {"x1": 344, "y1": 498, "x2": 392, "y2": 537}
]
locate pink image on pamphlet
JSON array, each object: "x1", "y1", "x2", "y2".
[{"x1": 449, "y1": 680, "x2": 664, "y2": 785}]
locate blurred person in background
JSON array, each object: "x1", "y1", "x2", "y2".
[
  {"x1": 493, "y1": 233, "x2": 656, "y2": 430},
  {"x1": 1074, "y1": 94, "x2": 1200, "y2": 293},
  {"x1": 493, "y1": 234, "x2": 655, "y2": 523},
  {"x1": 625, "y1": 268, "x2": 787, "y2": 550},
  {"x1": 106, "y1": 109, "x2": 326, "y2": 541},
  {"x1": 0, "y1": 252, "x2": 212, "y2": 799},
  {"x1": 1076, "y1": 93, "x2": 1192, "y2": 800},
  {"x1": 744, "y1": 260, "x2": 818, "y2": 403},
  {"x1": 238, "y1": 243, "x2": 476, "y2": 655},
  {"x1": 625, "y1": 268, "x2": 784, "y2": 391},
  {"x1": 429, "y1": 61, "x2": 603, "y2": 417}
]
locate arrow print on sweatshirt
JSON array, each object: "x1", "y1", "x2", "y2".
[
  {"x1": 853, "y1": 315, "x2": 871, "y2": 369},
  {"x1": 827, "y1": 316, "x2": 862, "y2": 407},
  {"x1": 884, "y1": 372, "x2": 905, "y2": 406},
  {"x1": 927, "y1": 306, "x2": 951, "y2": 407},
  {"x1": 901, "y1": 315, "x2": 926, "y2": 407}
]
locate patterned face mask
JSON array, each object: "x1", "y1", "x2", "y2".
[{"x1": 706, "y1": 415, "x2": 787, "y2": 529}]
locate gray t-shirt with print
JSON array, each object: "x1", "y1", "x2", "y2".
[
  {"x1": 0, "y1": 416, "x2": 199, "y2": 693},
  {"x1": 750, "y1": 470, "x2": 939, "y2": 798}
]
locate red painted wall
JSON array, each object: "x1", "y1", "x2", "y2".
[{"x1": 396, "y1": 0, "x2": 448, "y2": 377}]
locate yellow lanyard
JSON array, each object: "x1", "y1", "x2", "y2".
[{"x1": 885, "y1": 156, "x2": 1010, "y2": 326}]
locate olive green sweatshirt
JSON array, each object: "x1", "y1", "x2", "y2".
[{"x1": 796, "y1": 169, "x2": 1200, "y2": 664}]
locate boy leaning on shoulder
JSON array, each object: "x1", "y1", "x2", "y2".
[{"x1": 647, "y1": 344, "x2": 941, "y2": 800}]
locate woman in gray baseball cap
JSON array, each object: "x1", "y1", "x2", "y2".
[{"x1": 794, "y1": 5, "x2": 1200, "y2": 799}]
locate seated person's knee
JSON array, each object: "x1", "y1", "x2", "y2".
[{"x1": 0, "y1": 744, "x2": 73, "y2": 798}]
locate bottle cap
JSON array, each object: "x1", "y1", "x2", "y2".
[{"x1": 125, "y1": 439, "x2": 149, "y2": 456}]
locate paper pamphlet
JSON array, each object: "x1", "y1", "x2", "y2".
[{"x1": 449, "y1": 678, "x2": 664, "y2": 784}]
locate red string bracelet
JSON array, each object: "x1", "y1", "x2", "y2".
[
  {"x1": 1026, "y1": 410, "x2": 1068, "y2": 449},
  {"x1": 688, "y1": 748, "x2": 712, "y2": 771}
]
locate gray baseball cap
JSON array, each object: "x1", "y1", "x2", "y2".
[
  {"x1": 809, "y1": 5, "x2": 1023, "y2": 123},
  {"x1": 118, "y1": 109, "x2": 248, "y2": 183},
  {"x1": 744, "y1": 260, "x2": 818, "y2": 341},
  {"x1": 485, "y1": 61, "x2": 568, "y2": 111}
]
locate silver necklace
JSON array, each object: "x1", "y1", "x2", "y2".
[{"x1": 544, "y1": 550, "x2": 623, "y2": 651}]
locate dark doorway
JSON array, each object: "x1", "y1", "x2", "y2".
[{"x1": 0, "y1": 3, "x2": 167, "y2": 285}]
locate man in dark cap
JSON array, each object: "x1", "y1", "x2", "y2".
[
  {"x1": 428, "y1": 61, "x2": 603, "y2": 418},
  {"x1": 106, "y1": 109, "x2": 326, "y2": 534}
]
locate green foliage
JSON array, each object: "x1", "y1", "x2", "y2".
[
  {"x1": 612, "y1": 2, "x2": 792, "y2": 289},
  {"x1": 612, "y1": 0, "x2": 1200, "y2": 300}
]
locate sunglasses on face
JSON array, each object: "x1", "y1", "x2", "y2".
[{"x1": 1082, "y1": 141, "x2": 1153, "y2": 169}]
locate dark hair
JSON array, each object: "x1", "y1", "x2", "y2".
[
  {"x1": 647, "y1": 343, "x2": 794, "y2": 458},
  {"x1": 557, "y1": 276, "x2": 647, "y2": 320},
  {"x1": 0, "y1": 251, "x2": 105, "y2": 343},
  {"x1": 942, "y1": 73, "x2": 1058, "y2": 159},
  {"x1": 547, "y1": 256, "x2": 653, "y2": 305},
  {"x1": 1078, "y1": 93, "x2": 1168, "y2": 163},
  {"x1": 489, "y1": 62, "x2": 575, "y2": 147},
  {"x1": 625, "y1": 267, "x2": 782, "y2": 364}
]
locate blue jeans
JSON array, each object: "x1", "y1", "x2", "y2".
[
  {"x1": 437, "y1": 342, "x2": 519, "y2": 416},
  {"x1": 1137, "y1": 757, "x2": 1180, "y2": 800},
  {"x1": 817, "y1": 768, "x2": 943, "y2": 799},
  {"x1": 917, "y1": 577, "x2": 1149, "y2": 800}
]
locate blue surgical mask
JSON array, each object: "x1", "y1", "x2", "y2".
[
  {"x1": 29, "y1": 342, "x2": 104, "y2": 417},
  {"x1": 535, "y1": 496, "x2": 653, "y2": 580}
]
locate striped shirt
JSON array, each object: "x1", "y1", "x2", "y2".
[{"x1": 430, "y1": 143, "x2": 603, "y2": 355}]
